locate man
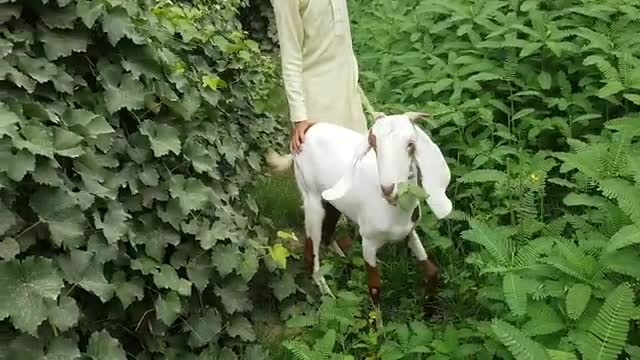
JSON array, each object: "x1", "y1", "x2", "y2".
[{"x1": 270, "y1": 0, "x2": 372, "y2": 153}]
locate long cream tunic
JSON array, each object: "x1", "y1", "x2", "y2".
[{"x1": 271, "y1": 0, "x2": 368, "y2": 133}]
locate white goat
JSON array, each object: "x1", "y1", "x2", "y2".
[{"x1": 266, "y1": 112, "x2": 452, "y2": 305}]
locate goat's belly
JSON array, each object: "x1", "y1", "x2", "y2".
[{"x1": 360, "y1": 216, "x2": 415, "y2": 242}]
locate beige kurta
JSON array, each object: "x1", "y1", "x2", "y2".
[{"x1": 271, "y1": 0, "x2": 368, "y2": 134}]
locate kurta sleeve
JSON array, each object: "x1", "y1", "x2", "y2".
[{"x1": 271, "y1": 0, "x2": 308, "y2": 123}]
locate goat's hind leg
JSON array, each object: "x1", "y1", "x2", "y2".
[{"x1": 303, "y1": 195, "x2": 335, "y2": 298}]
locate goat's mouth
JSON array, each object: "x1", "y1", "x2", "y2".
[{"x1": 382, "y1": 194, "x2": 399, "y2": 206}]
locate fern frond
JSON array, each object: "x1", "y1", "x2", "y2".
[
  {"x1": 522, "y1": 302, "x2": 566, "y2": 337},
  {"x1": 566, "y1": 283, "x2": 593, "y2": 320},
  {"x1": 461, "y1": 220, "x2": 514, "y2": 266},
  {"x1": 601, "y1": 248, "x2": 640, "y2": 280},
  {"x1": 282, "y1": 340, "x2": 312, "y2": 360},
  {"x1": 491, "y1": 319, "x2": 551, "y2": 360},
  {"x1": 313, "y1": 329, "x2": 336, "y2": 357},
  {"x1": 458, "y1": 169, "x2": 509, "y2": 184},
  {"x1": 503, "y1": 273, "x2": 528, "y2": 317},
  {"x1": 598, "y1": 178, "x2": 640, "y2": 223},
  {"x1": 604, "y1": 224, "x2": 640, "y2": 253},
  {"x1": 547, "y1": 349, "x2": 578, "y2": 360},
  {"x1": 581, "y1": 283, "x2": 635, "y2": 360},
  {"x1": 540, "y1": 257, "x2": 590, "y2": 283},
  {"x1": 542, "y1": 218, "x2": 568, "y2": 237},
  {"x1": 632, "y1": 306, "x2": 640, "y2": 320}
]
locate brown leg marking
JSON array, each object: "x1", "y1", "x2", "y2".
[
  {"x1": 304, "y1": 237, "x2": 314, "y2": 274},
  {"x1": 336, "y1": 234, "x2": 353, "y2": 253},
  {"x1": 366, "y1": 264, "x2": 381, "y2": 305},
  {"x1": 419, "y1": 258, "x2": 439, "y2": 297},
  {"x1": 321, "y1": 201, "x2": 341, "y2": 246}
]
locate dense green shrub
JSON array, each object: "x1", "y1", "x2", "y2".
[
  {"x1": 279, "y1": 0, "x2": 640, "y2": 358},
  {"x1": 0, "y1": 0, "x2": 295, "y2": 358}
]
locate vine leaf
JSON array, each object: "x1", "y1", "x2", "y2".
[
  {"x1": 140, "y1": 120, "x2": 181, "y2": 157},
  {"x1": 87, "y1": 330, "x2": 127, "y2": 360},
  {"x1": 155, "y1": 291, "x2": 182, "y2": 326},
  {"x1": 0, "y1": 257, "x2": 65, "y2": 336}
]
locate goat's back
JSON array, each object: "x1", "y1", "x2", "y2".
[{"x1": 293, "y1": 123, "x2": 373, "y2": 196}]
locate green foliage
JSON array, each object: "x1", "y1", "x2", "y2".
[
  {"x1": 0, "y1": 0, "x2": 289, "y2": 358},
  {"x1": 270, "y1": 0, "x2": 640, "y2": 358}
]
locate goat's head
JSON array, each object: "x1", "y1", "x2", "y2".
[{"x1": 322, "y1": 112, "x2": 453, "y2": 219}]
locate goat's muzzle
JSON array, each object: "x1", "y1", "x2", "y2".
[{"x1": 381, "y1": 184, "x2": 398, "y2": 205}]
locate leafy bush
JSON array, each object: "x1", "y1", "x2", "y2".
[
  {"x1": 279, "y1": 0, "x2": 640, "y2": 358},
  {"x1": 0, "y1": 0, "x2": 295, "y2": 358}
]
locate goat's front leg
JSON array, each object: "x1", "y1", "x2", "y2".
[
  {"x1": 303, "y1": 196, "x2": 334, "y2": 298},
  {"x1": 362, "y1": 237, "x2": 382, "y2": 305},
  {"x1": 407, "y1": 231, "x2": 439, "y2": 299}
]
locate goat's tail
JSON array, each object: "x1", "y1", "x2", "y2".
[{"x1": 265, "y1": 150, "x2": 293, "y2": 173}]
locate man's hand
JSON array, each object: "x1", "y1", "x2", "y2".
[{"x1": 290, "y1": 120, "x2": 312, "y2": 154}]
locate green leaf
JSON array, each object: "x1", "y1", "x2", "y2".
[
  {"x1": 76, "y1": 0, "x2": 104, "y2": 28},
  {"x1": 94, "y1": 201, "x2": 130, "y2": 244},
  {"x1": 0, "y1": 257, "x2": 65, "y2": 335},
  {"x1": 40, "y1": 6, "x2": 78, "y2": 29},
  {"x1": 0, "y1": 4, "x2": 21, "y2": 25},
  {"x1": 0, "y1": 102, "x2": 20, "y2": 136},
  {"x1": 152, "y1": 265, "x2": 192, "y2": 296},
  {"x1": 215, "y1": 279, "x2": 252, "y2": 314},
  {"x1": 432, "y1": 78, "x2": 453, "y2": 94},
  {"x1": 503, "y1": 273, "x2": 528, "y2": 317},
  {"x1": 57, "y1": 250, "x2": 114, "y2": 302},
  {"x1": 513, "y1": 108, "x2": 535, "y2": 120},
  {"x1": 269, "y1": 243, "x2": 290, "y2": 269},
  {"x1": 227, "y1": 315, "x2": 256, "y2": 341},
  {"x1": 169, "y1": 175, "x2": 210, "y2": 213},
  {"x1": 101, "y1": 8, "x2": 142, "y2": 46},
  {"x1": 238, "y1": 248, "x2": 259, "y2": 282},
  {"x1": 140, "y1": 120, "x2": 181, "y2": 157},
  {"x1": 566, "y1": 283, "x2": 592, "y2": 320},
  {"x1": 622, "y1": 93, "x2": 640, "y2": 105},
  {"x1": 139, "y1": 164, "x2": 159, "y2": 186},
  {"x1": 582, "y1": 283, "x2": 635, "y2": 360},
  {"x1": 112, "y1": 272, "x2": 144, "y2": 309},
  {"x1": 492, "y1": 319, "x2": 550, "y2": 360},
  {"x1": 212, "y1": 244, "x2": 240, "y2": 277},
  {"x1": 86, "y1": 330, "x2": 127, "y2": 360},
  {"x1": 15, "y1": 123, "x2": 55, "y2": 158},
  {"x1": 17, "y1": 56, "x2": 58, "y2": 83},
  {"x1": 185, "y1": 308, "x2": 222, "y2": 348},
  {"x1": 0, "y1": 237, "x2": 19, "y2": 260},
  {"x1": 597, "y1": 82, "x2": 625, "y2": 98},
  {"x1": 47, "y1": 295, "x2": 79, "y2": 332},
  {"x1": 155, "y1": 291, "x2": 182, "y2": 326},
  {"x1": 0, "y1": 201, "x2": 17, "y2": 236},
  {"x1": 46, "y1": 337, "x2": 81, "y2": 360},
  {"x1": 271, "y1": 272, "x2": 297, "y2": 301},
  {"x1": 186, "y1": 255, "x2": 211, "y2": 291},
  {"x1": 538, "y1": 71, "x2": 552, "y2": 90},
  {"x1": 53, "y1": 128, "x2": 84, "y2": 157},
  {"x1": 605, "y1": 224, "x2": 640, "y2": 253},
  {"x1": 0, "y1": 150, "x2": 36, "y2": 181},
  {"x1": 104, "y1": 78, "x2": 145, "y2": 114},
  {"x1": 39, "y1": 28, "x2": 89, "y2": 60}
]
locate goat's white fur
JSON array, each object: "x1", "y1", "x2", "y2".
[{"x1": 266, "y1": 113, "x2": 452, "y2": 298}]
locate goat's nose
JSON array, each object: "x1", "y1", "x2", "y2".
[{"x1": 381, "y1": 185, "x2": 394, "y2": 197}]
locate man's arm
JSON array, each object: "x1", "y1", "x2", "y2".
[{"x1": 271, "y1": 0, "x2": 307, "y2": 124}]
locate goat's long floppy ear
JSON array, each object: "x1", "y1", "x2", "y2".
[
  {"x1": 321, "y1": 134, "x2": 371, "y2": 201},
  {"x1": 414, "y1": 125, "x2": 452, "y2": 219}
]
